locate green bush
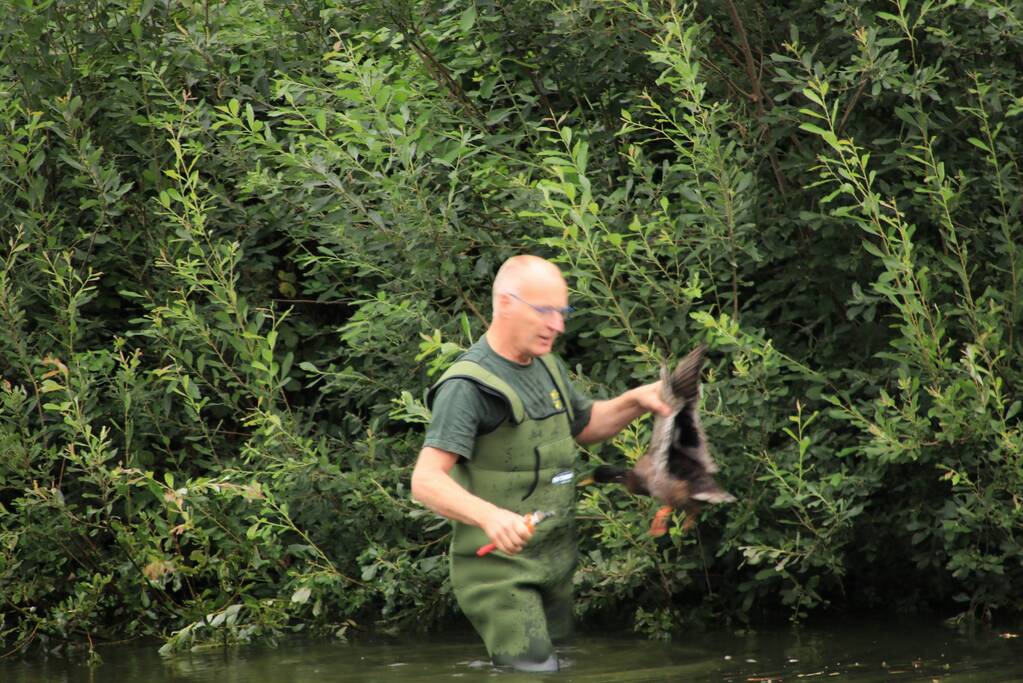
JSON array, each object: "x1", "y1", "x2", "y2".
[{"x1": 1, "y1": 0, "x2": 1021, "y2": 656}]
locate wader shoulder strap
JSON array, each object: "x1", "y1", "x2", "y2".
[{"x1": 428, "y1": 360, "x2": 525, "y2": 424}]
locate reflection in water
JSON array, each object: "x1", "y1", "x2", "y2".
[{"x1": 2, "y1": 619, "x2": 1021, "y2": 682}]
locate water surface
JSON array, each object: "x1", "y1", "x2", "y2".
[{"x1": 3, "y1": 619, "x2": 1021, "y2": 682}]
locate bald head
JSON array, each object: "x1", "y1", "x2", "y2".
[
  {"x1": 487, "y1": 255, "x2": 569, "y2": 363},
  {"x1": 492, "y1": 255, "x2": 565, "y2": 312}
]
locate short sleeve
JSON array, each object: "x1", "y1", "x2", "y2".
[
  {"x1": 554, "y1": 356, "x2": 593, "y2": 436},
  {"x1": 423, "y1": 378, "x2": 508, "y2": 459}
]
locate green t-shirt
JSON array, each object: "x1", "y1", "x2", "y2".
[{"x1": 423, "y1": 336, "x2": 593, "y2": 459}]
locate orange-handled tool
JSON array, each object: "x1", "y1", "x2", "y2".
[{"x1": 476, "y1": 510, "x2": 555, "y2": 557}]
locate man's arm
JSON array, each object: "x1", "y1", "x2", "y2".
[
  {"x1": 574, "y1": 380, "x2": 672, "y2": 445},
  {"x1": 411, "y1": 446, "x2": 534, "y2": 554}
]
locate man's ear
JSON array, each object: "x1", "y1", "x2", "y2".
[{"x1": 494, "y1": 292, "x2": 511, "y2": 318}]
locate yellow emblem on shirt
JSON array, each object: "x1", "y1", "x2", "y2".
[{"x1": 550, "y1": 389, "x2": 563, "y2": 411}]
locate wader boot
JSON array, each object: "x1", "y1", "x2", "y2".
[{"x1": 429, "y1": 356, "x2": 578, "y2": 671}]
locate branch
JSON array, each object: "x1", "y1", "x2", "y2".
[
  {"x1": 837, "y1": 78, "x2": 870, "y2": 135},
  {"x1": 389, "y1": 10, "x2": 486, "y2": 124},
  {"x1": 723, "y1": 0, "x2": 766, "y2": 106}
]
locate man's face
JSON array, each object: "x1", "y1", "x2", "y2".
[{"x1": 507, "y1": 277, "x2": 569, "y2": 361}]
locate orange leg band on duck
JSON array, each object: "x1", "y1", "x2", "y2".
[{"x1": 649, "y1": 505, "x2": 673, "y2": 537}]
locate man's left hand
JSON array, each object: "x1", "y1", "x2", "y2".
[
  {"x1": 633, "y1": 381, "x2": 673, "y2": 417},
  {"x1": 575, "y1": 379, "x2": 674, "y2": 445}
]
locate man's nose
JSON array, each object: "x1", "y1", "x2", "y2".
[{"x1": 548, "y1": 312, "x2": 565, "y2": 333}]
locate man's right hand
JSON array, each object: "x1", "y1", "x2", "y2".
[
  {"x1": 480, "y1": 507, "x2": 534, "y2": 555},
  {"x1": 412, "y1": 447, "x2": 535, "y2": 554}
]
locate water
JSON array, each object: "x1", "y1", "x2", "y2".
[{"x1": 2, "y1": 620, "x2": 1021, "y2": 682}]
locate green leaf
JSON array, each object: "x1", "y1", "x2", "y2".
[
  {"x1": 40, "y1": 379, "x2": 64, "y2": 393},
  {"x1": 459, "y1": 5, "x2": 476, "y2": 32},
  {"x1": 479, "y1": 74, "x2": 497, "y2": 99},
  {"x1": 966, "y1": 137, "x2": 990, "y2": 153},
  {"x1": 801, "y1": 87, "x2": 825, "y2": 108}
]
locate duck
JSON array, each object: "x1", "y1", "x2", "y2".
[{"x1": 591, "y1": 344, "x2": 735, "y2": 536}]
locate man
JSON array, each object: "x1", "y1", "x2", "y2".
[{"x1": 410, "y1": 255, "x2": 670, "y2": 671}]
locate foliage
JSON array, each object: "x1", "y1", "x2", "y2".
[{"x1": 1, "y1": 0, "x2": 1022, "y2": 658}]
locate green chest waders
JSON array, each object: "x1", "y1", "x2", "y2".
[{"x1": 429, "y1": 357, "x2": 578, "y2": 669}]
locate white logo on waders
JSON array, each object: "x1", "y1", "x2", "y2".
[{"x1": 551, "y1": 471, "x2": 574, "y2": 485}]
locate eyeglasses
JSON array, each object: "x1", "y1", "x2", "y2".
[{"x1": 508, "y1": 292, "x2": 575, "y2": 320}]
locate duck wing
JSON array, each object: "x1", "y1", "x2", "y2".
[
  {"x1": 665, "y1": 344, "x2": 715, "y2": 477},
  {"x1": 639, "y1": 345, "x2": 702, "y2": 499},
  {"x1": 663, "y1": 345, "x2": 735, "y2": 503}
]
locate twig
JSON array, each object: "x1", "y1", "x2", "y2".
[
  {"x1": 838, "y1": 78, "x2": 869, "y2": 134},
  {"x1": 723, "y1": 0, "x2": 765, "y2": 105}
]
